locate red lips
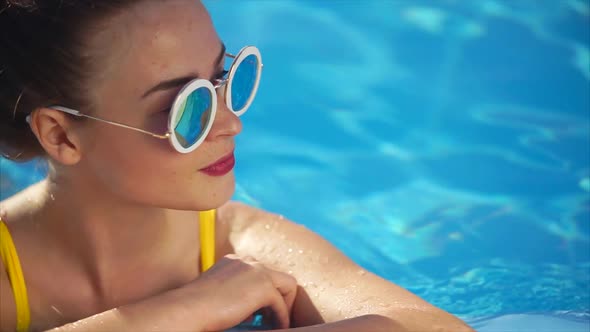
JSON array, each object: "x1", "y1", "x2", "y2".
[{"x1": 199, "y1": 152, "x2": 235, "y2": 176}]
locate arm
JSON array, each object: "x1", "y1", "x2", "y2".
[
  {"x1": 0, "y1": 268, "x2": 207, "y2": 332},
  {"x1": 221, "y1": 201, "x2": 475, "y2": 332},
  {"x1": 2, "y1": 255, "x2": 297, "y2": 332},
  {"x1": 47, "y1": 288, "x2": 204, "y2": 332},
  {"x1": 270, "y1": 315, "x2": 404, "y2": 332}
]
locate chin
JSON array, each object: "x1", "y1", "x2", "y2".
[{"x1": 193, "y1": 173, "x2": 236, "y2": 210}]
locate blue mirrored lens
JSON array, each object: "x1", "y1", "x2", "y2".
[
  {"x1": 231, "y1": 54, "x2": 258, "y2": 112},
  {"x1": 173, "y1": 87, "x2": 212, "y2": 148}
]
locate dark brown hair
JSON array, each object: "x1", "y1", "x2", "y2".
[{"x1": 0, "y1": 0, "x2": 135, "y2": 161}]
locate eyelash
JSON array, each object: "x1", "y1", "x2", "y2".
[{"x1": 159, "y1": 70, "x2": 229, "y2": 114}]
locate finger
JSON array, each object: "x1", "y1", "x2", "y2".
[
  {"x1": 269, "y1": 270, "x2": 298, "y2": 313},
  {"x1": 266, "y1": 288, "x2": 291, "y2": 329}
]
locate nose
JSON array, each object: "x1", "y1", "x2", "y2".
[{"x1": 205, "y1": 88, "x2": 242, "y2": 141}]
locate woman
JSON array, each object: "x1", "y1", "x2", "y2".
[{"x1": 0, "y1": 1, "x2": 474, "y2": 331}]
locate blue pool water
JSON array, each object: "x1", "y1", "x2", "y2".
[{"x1": 1, "y1": 0, "x2": 589, "y2": 331}]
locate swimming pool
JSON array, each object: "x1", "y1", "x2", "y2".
[{"x1": 1, "y1": 0, "x2": 589, "y2": 330}]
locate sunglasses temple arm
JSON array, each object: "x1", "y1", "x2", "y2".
[{"x1": 81, "y1": 114, "x2": 170, "y2": 139}]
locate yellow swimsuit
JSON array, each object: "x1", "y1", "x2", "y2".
[{"x1": 0, "y1": 210, "x2": 216, "y2": 332}]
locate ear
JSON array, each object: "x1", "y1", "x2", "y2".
[{"x1": 28, "y1": 108, "x2": 82, "y2": 165}]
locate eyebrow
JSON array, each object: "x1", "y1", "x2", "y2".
[{"x1": 141, "y1": 43, "x2": 227, "y2": 99}]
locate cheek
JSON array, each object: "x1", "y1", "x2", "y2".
[
  {"x1": 97, "y1": 152, "x2": 234, "y2": 210},
  {"x1": 80, "y1": 126, "x2": 232, "y2": 209},
  {"x1": 83, "y1": 126, "x2": 180, "y2": 192}
]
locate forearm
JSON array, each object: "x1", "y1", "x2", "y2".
[
  {"x1": 281, "y1": 309, "x2": 475, "y2": 332},
  {"x1": 46, "y1": 287, "x2": 203, "y2": 332},
  {"x1": 380, "y1": 307, "x2": 476, "y2": 332},
  {"x1": 269, "y1": 315, "x2": 406, "y2": 332}
]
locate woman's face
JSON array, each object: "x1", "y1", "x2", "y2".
[{"x1": 75, "y1": 0, "x2": 241, "y2": 210}]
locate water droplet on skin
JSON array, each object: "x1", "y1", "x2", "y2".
[
  {"x1": 298, "y1": 249, "x2": 304, "y2": 254},
  {"x1": 357, "y1": 269, "x2": 367, "y2": 276},
  {"x1": 50, "y1": 194, "x2": 55, "y2": 200},
  {"x1": 379, "y1": 302, "x2": 391, "y2": 308},
  {"x1": 288, "y1": 270, "x2": 293, "y2": 275},
  {"x1": 278, "y1": 215, "x2": 284, "y2": 220},
  {"x1": 288, "y1": 248, "x2": 293, "y2": 253},
  {"x1": 303, "y1": 282, "x2": 308, "y2": 287},
  {"x1": 264, "y1": 224, "x2": 271, "y2": 230},
  {"x1": 314, "y1": 293, "x2": 319, "y2": 298},
  {"x1": 360, "y1": 297, "x2": 372, "y2": 303},
  {"x1": 51, "y1": 305, "x2": 63, "y2": 316}
]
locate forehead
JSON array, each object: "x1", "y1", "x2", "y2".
[
  {"x1": 129, "y1": 1, "x2": 219, "y2": 67},
  {"x1": 91, "y1": 0, "x2": 221, "y2": 104}
]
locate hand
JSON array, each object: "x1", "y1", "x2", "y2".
[{"x1": 187, "y1": 254, "x2": 298, "y2": 331}]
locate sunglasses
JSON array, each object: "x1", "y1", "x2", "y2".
[{"x1": 29, "y1": 46, "x2": 262, "y2": 153}]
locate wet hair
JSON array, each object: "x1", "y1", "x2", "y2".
[{"x1": 0, "y1": 0, "x2": 135, "y2": 161}]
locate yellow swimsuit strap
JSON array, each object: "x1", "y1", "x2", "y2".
[
  {"x1": 0, "y1": 219, "x2": 31, "y2": 332},
  {"x1": 199, "y1": 209, "x2": 216, "y2": 272}
]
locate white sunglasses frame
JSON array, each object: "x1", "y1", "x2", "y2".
[{"x1": 28, "y1": 45, "x2": 263, "y2": 154}]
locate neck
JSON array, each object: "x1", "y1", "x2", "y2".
[{"x1": 36, "y1": 176, "x2": 202, "y2": 305}]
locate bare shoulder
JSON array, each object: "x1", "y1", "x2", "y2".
[
  {"x1": 217, "y1": 201, "x2": 358, "y2": 279},
  {"x1": 216, "y1": 200, "x2": 270, "y2": 229},
  {"x1": 217, "y1": 201, "x2": 335, "y2": 256},
  {"x1": 0, "y1": 180, "x2": 47, "y2": 225}
]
